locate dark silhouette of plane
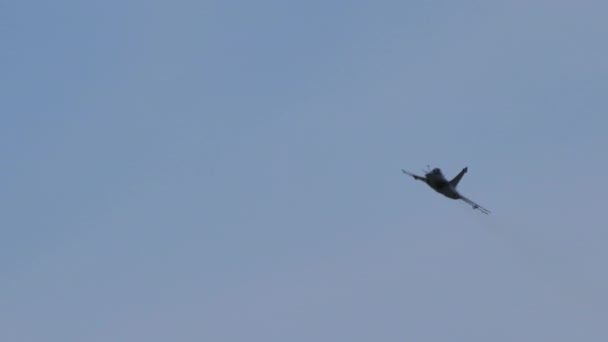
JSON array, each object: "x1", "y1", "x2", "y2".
[{"x1": 402, "y1": 166, "x2": 491, "y2": 214}]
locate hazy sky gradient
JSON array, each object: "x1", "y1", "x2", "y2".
[{"x1": 3, "y1": 1, "x2": 608, "y2": 341}]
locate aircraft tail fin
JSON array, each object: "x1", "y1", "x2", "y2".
[{"x1": 449, "y1": 167, "x2": 468, "y2": 187}]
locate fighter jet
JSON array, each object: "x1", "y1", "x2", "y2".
[{"x1": 401, "y1": 166, "x2": 491, "y2": 214}]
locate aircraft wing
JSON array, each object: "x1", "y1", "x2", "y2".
[
  {"x1": 401, "y1": 169, "x2": 426, "y2": 182},
  {"x1": 459, "y1": 195, "x2": 491, "y2": 215}
]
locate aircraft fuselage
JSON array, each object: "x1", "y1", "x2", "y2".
[{"x1": 425, "y1": 169, "x2": 461, "y2": 200}]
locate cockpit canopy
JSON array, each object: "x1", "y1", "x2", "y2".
[{"x1": 432, "y1": 168, "x2": 441, "y2": 174}]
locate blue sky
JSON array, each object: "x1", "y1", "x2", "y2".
[{"x1": 2, "y1": 1, "x2": 608, "y2": 341}]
